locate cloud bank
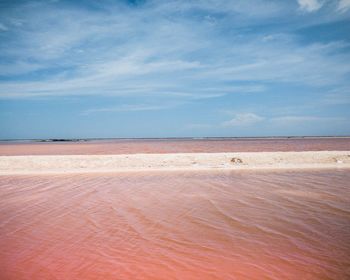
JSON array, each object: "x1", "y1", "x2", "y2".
[{"x1": 0, "y1": 0, "x2": 349, "y2": 100}]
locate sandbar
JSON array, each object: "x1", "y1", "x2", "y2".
[{"x1": 0, "y1": 151, "x2": 350, "y2": 175}]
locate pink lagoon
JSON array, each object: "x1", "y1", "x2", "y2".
[{"x1": 1, "y1": 138, "x2": 350, "y2": 279}]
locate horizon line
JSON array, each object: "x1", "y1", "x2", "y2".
[{"x1": 1, "y1": 135, "x2": 350, "y2": 142}]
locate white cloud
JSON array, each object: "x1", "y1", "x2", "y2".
[
  {"x1": 185, "y1": 123, "x2": 213, "y2": 130},
  {"x1": 222, "y1": 113, "x2": 265, "y2": 127},
  {"x1": 337, "y1": 0, "x2": 350, "y2": 12},
  {"x1": 297, "y1": 0, "x2": 322, "y2": 12},
  {"x1": 270, "y1": 115, "x2": 346, "y2": 124},
  {"x1": 82, "y1": 104, "x2": 171, "y2": 115},
  {"x1": 0, "y1": 61, "x2": 46, "y2": 76},
  {"x1": 0, "y1": 0, "x2": 349, "y2": 100},
  {"x1": 153, "y1": 0, "x2": 286, "y2": 19},
  {"x1": 321, "y1": 88, "x2": 350, "y2": 105}
]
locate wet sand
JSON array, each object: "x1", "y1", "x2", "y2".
[{"x1": 1, "y1": 170, "x2": 350, "y2": 280}]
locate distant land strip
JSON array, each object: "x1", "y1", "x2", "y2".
[{"x1": 1, "y1": 136, "x2": 350, "y2": 143}]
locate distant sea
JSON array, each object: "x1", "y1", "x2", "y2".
[{"x1": 0, "y1": 136, "x2": 350, "y2": 155}]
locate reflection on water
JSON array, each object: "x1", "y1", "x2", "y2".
[{"x1": 1, "y1": 170, "x2": 350, "y2": 279}]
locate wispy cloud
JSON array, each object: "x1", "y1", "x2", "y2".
[
  {"x1": 320, "y1": 87, "x2": 350, "y2": 105},
  {"x1": 221, "y1": 113, "x2": 265, "y2": 127},
  {"x1": 0, "y1": 23, "x2": 8, "y2": 31},
  {"x1": 82, "y1": 104, "x2": 172, "y2": 115},
  {"x1": 220, "y1": 112, "x2": 348, "y2": 128},
  {"x1": 0, "y1": 0, "x2": 349, "y2": 100},
  {"x1": 185, "y1": 123, "x2": 214, "y2": 130},
  {"x1": 265, "y1": 115, "x2": 350, "y2": 135},
  {"x1": 0, "y1": 0, "x2": 350, "y2": 138},
  {"x1": 270, "y1": 115, "x2": 347, "y2": 124},
  {"x1": 297, "y1": 0, "x2": 323, "y2": 12},
  {"x1": 338, "y1": 0, "x2": 350, "y2": 12}
]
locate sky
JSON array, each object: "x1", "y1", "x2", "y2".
[{"x1": 0, "y1": 0, "x2": 350, "y2": 139}]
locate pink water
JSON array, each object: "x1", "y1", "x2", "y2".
[
  {"x1": 1, "y1": 170, "x2": 350, "y2": 280},
  {"x1": 1, "y1": 137, "x2": 350, "y2": 155}
]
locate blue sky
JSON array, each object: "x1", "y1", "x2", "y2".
[{"x1": 0, "y1": 0, "x2": 350, "y2": 139}]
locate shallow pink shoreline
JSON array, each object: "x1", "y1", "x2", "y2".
[
  {"x1": 1, "y1": 169, "x2": 350, "y2": 279},
  {"x1": 1, "y1": 138, "x2": 350, "y2": 156}
]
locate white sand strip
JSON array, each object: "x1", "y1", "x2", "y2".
[{"x1": 0, "y1": 151, "x2": 350, "y2": 175}]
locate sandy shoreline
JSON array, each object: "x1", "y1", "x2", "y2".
[{"x1": 0, "y1": 151, "x2": 350, "y2": 175}]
